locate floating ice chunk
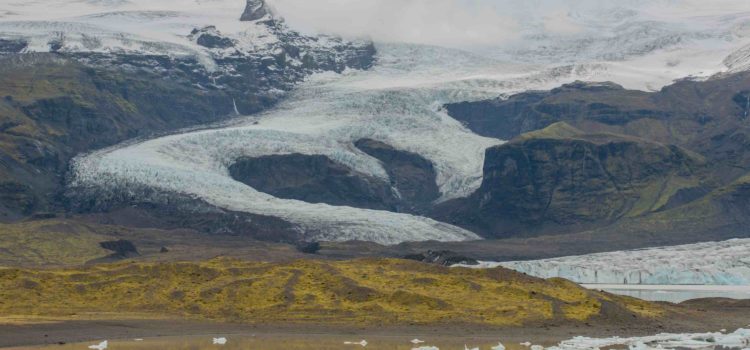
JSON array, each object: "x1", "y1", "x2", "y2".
[
  {"x1": 212, "y1": 337, "x2": 227, "y2": 345},
  {"x1": 88, "y1": 340, "x2": 107, "y2": 350},
  {"x1": 344, "y1": 340, "x2": 368, "y2": 347},
  {"x1": 552, "y1": 328, "x2": 750, "y2": 350},
  {"x1": 491, "y1": 342, "x2": 505, "y2": 350},
  {"x1": 464, "y1": 345, "x2": 479, "y2": 350},
  {"x1": 520, "y1": 342, "x2": 532, "y2": 347},
  {"x1": 412, "y1": 347, "x2": 438, "y2": 350},
  {"x1": 411, "y1": 339, "x2": 425, "y2": 344},
  {"x1": 531, "y1": 345, "x2": 543, "y2": 350}
]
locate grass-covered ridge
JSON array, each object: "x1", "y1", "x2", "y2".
[
  {"x1": 0, "y1": 220, "x2": 112, "y2": 266},
  {"x1": 0, "y1": 258, "x2": 662, "y2": 326}
]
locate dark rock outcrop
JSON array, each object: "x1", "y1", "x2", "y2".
[
  {"x1": 227, "y1": 140, "x2": 442, "y2": 215},
  {"x1": 0, "y1": 39, "x2": 27, "y2": 54},
  {"x1": 240, "y1": 0, "x2": 272, "y2": 21},
  {"x1": 403, "y1": 250, "x2": 479, "y2": 266},
  {"x1": 191, "y1": 26, "x2": 235, "y2": 49},
  {"x1": 296, "y1": 241, "x2": 321, "y2": 254},
  {"x1": 99, "y1": 239, "x2": 139, "y2": 258},
  {"x1": 228, "y1": 153, "x2": 400, "y2": 211},
  {"x1": 355, "y1": 139, "x2": 440, "y2": 214}
]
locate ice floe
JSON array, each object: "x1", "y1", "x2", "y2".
[{"x1": 547, "y1": 328, "x2": 750, "y2": 350}]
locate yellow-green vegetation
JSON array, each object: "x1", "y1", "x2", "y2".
[
  {"x1": 0, "y1": 258, "x2": 664, "y2": 326},
  {"x1": 515, "y1": 122, "x2": 585, "y2": 141},
  {"x1": 627, "y1": 174, "x2": 702, "y2": 218},
  {"x1": 0, "y1": 220, "x2": 113, "y2": 266}
]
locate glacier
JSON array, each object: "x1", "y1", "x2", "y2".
[
  {"x1": 10, "y1": 0, "x2": 750, "y2": 244},
  {"x1": 469, "y1": 239, "x2": 750, "y2": 285},
  {"x1": 546, "y1": 328, "x2": 750, "y2": 350}
]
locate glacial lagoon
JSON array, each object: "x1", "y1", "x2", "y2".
[
  {"x1": 18, "y1": 328, "x2": 750, "y2": 350},
  {"x1": 583, "y1": 284, "x2": 750, "y2": 303},
  {"x1": 14, "y1": 335, "x2": 531, "y2": 350}
]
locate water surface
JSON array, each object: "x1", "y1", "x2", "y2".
[
  {"x1": 21, "y1": 334, "x2": 526, "y2": 350},
  {"x1": 583, "y1": 284, "x2": 750, "y2": 303}
]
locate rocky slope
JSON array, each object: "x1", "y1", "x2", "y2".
[{"x1": 437, "y1": 73, "x2": 750, "y2": 240}]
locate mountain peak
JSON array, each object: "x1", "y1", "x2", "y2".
[{"x1": 240, "y1": 0, "x2": 272, "y2": 21}]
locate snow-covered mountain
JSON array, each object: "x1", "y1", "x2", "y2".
[
  {"x1": 8, "y1": 0, "x2": 750, "y2": 244},
  {"x1": 0, "y1": 0, "x2": 375, "y2": 114},
  {"x1": 469, "y1": 239, "x2": 750, "y2": 285}
]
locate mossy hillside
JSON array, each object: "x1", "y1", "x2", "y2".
[
  {"x1": 446, "y1": 130, "x2": 706, "y2": 237},
  {"x1": 0, "y1": 220, "x2": 113, "y2": 266},
  {"x1": 0, "y1": 258, "x2": 664, "y2": 326},
  {"x1": 0, "y1": 54, "x2": 234, "y2": 218},
  {"x1": 0, "y1": 217, "x2": 320, "y2": 268},
  {"x1": 440, "y1": 74, "x2": 750, "y2": 242}
]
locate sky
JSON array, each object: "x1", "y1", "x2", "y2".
[
  {"x1": 270, "y1": 0, "x2": 521, "y2": 48},
  {"x1": 267, "y1": 0, "x2": 750, "y2": 49}
]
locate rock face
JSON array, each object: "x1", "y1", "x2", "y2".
[
  {"x1": 99, "y1": 239, "x2": 139, "y2": 258},
  {"x1": 404, "y1": 250, "x2": 479, "y2": 266},
  {"x1": 191, "y1": 26, "x2": 235, "y2": 49},
  {"x1": 229, "y1": 154, "x2": 400, "y2": 211},
  {"x1": 0, "y1": 39, "x2": 27, "y2": 54},
  {"x1": 227, "y1": 140, "x2": 441, "y2": 215},
  {"x1": 240, "y1": 0, "x2": 271, "y2": 21},
  {"x1": 355, "y1": 139, "x2": 441, "y2": 214},
  {"x1": 437, "y1": 73, "x2": 750, "y2": 240},
  {"x1": 437, "y1": 132, "x2": 703, "y2": 237}
]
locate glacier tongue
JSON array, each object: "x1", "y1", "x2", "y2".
[
  {"x1": 470, "y1": 239, "x2": 750, "y2": 285},
  {"x1": 548, "y1": 328, "x2": 750, "y2": 350},
  {"x1": 68, "y1": 43, "x2": 613, "y2": 245}
]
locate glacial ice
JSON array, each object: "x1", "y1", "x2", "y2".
[
  {"x1": 12, "y1": 0, "x2": 750, "y2": 244},
  {"x1": 548, "y1": 328, "x2": 750, "y2": 350},
  {"x1": 470, "y1": 239, "x2": 750, "y2": 285}
]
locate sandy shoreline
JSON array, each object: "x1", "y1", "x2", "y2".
[{"x1": 2, "y1": 302, "x2": 749, "y2": 349}]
